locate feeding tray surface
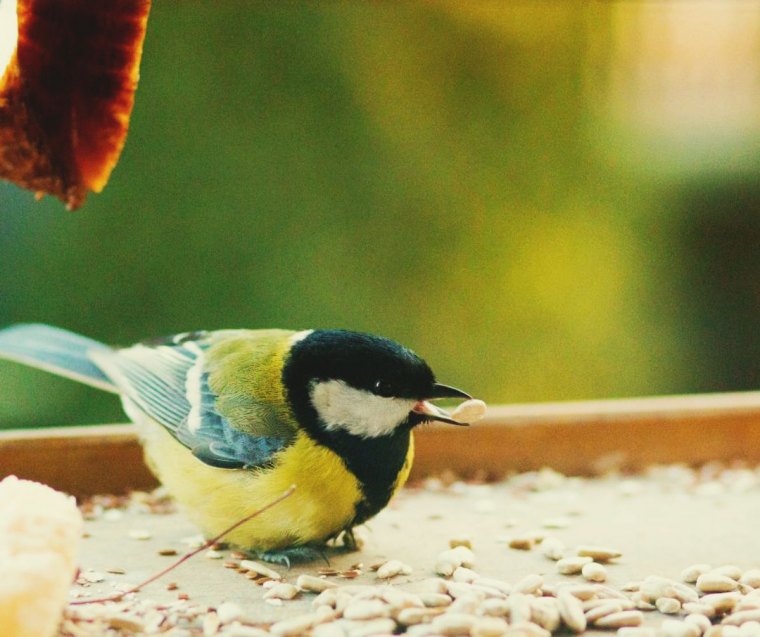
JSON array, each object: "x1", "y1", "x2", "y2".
[{"x1": 1, "y1": 392, "x2": 760, "y2": 636}]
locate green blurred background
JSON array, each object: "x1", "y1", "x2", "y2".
[{"x1": 2, "y1": 2, "x2": 760, "y2": 428}]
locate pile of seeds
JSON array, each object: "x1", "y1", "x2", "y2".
[
  {"x1": 62, "y1": 544, "x2": 760, "y2": 636},
  {"x1": 60, "y1": 464, "x2": 760, "y2": 637}
]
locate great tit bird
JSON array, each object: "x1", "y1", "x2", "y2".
[{"x1": 0, "y1": 324, "x2": 475, "y2": 561}]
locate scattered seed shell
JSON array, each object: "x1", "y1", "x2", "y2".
[
  {"x1": 576, "y1": 545, "x2": 622, "y2": 562},
  {"x1": 509, "y1": 536, "x2": 536, "y2": 551}
]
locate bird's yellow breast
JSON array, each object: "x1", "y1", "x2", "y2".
[{"x1": 138, "y1": 423, "x2": 367, "y2": 550}]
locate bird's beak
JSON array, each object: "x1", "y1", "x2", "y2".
[
  {"x1": 412, "y1": 383, "x2": 472, "y2": 426},
  {"x1": 427, "y1": 383, "x2": 472, "y2": 401}
]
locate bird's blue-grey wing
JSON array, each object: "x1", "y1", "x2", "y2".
[{"x1": 89, "y1": 335, "x2": 290, "y2": 469}]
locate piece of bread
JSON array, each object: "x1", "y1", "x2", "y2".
[{"x1": 0, "y1": 476, "x2": 82, "y2": 637}]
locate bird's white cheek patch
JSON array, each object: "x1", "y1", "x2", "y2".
[{"x1": 310, "y1": 380, "x2": 415, "y2": 438}]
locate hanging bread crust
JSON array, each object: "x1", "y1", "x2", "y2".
[{"x1": 0, "y1": 0, "x2": 151, "y2": 209}]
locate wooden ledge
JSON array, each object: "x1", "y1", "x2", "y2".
[{"x1": 2, "y1": 391, "x2": 760, "y2": 495}]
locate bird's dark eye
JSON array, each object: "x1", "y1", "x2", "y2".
[{"x1": 373, "y1": 379, "x2": 394, "y2": 397}]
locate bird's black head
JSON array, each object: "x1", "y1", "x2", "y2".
[{"x1": 283, "y1": 329, "x2": 470, "y2": 439}]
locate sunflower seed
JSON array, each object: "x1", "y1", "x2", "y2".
[
  {"x1": 470, "y1": 616, "x2": 509, "y2": 637},
  {"x1": 722, "y1": 610, "x2": 760, "y2": 626},
  {"x1": 558, "y1": 557, "x2": 594, "y2": 575},
  {"x1": 397, "y1": 607, "x2": 444, "y2": 626},
  {"x1": 263, "y1": 583, "x2": 299, "y2": 600},
  {"x1": 419, "y1": 592, "x2": 453, "y2": 608},
  {"x1": 582, "y1": 562, "x2": 608, "y2": 583},
  {"x1": 376, "y1": 559, "x2": 412, "y2": 579},
  {"x1": 239, "y1": 560, "x2": 282, "y2": 581},
  {"x1": 705, "y1": 627, "x2": 741, "y2": 637},
  {"x1": 683, "y1": 603, "x2": 717, "y2": 618},
  {"x1": 451, "y1": 399, "x2": 487, "y2": 423},
  {"x1": 509, "y1": 620, "x2": 552, "y2": 637},
  {"x1": 585, "y1": 602, "x2": 626, "y2": 623},
  {"x1": 452, "y1": 567, "x2": 480, "y2": 584},
  {"x1": 343, "y1": 599, "x2": 391, "y2": 621},
  {"x1": 657, "y1": 598, "x2": 683, "y2": 614},
  {"x1": 541, "y1": 537, "x2": 566, "y2": 561},
  {"x1": 595, "y1": 611, "x2": 644, "y2": 628},
  {"x1": 431, "y1": 612, "x2": 477, "y2": 635},
  {"x1": 509, "y1": 593, "x2": 534, "y2": 624},
  {"x1": 516, "y1": 574, "x2": 544, "y2": 595},
  {"x1": 641, "y1": 576, "x2": 679, "y2": 602},
  {"x1": 270, "y1": 613, "x2": 318, "y2": 636},
  {"x1": 558, "y1": 591, "x2": 587, "y2": 633},
  {"x1": 682, "y1": 566, "x2": 715, "y2": 584},
  {"x1": 617, "y1": 628, "x2": 657, "y2": 637},
  {"x1": 713, "y1": 566, "x2": 743, "y2": 582},
  {"x1": 659, "y1": 619, "x2": 701, "y2": 637},
  {"x1": 702, "y1": 593, "x2": 742, "y2": 614},
  {"x1": 531, "y1": 597, "x2": 561, "y2": 632},
  {"x1": 698, "y1": 575, "x2": 739, "y2": 594},
  {"x1": 479, "y1": 598, "x2": 510, "y2": 617},
  {"x1": 741, "y1": 571, "x2": 760, "y2": 589},
  {"x1": 296, "y1": 574, "x2": 337, "y2": 593},
  {"x1": 685, "y1": 613, "x2": 712, "y2": 634}
]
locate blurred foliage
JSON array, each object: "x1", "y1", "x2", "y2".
[{"x1": 2, "y1": 2, "x2": 760, "y2": 428}]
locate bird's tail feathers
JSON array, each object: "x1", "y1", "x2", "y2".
[{"x1": 0, "y1": 323, "x2": 119, "y2": 393}]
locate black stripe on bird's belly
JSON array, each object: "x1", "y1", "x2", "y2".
[{"x1": 321, "y1": 427, "x2": 411, "y2": 525}]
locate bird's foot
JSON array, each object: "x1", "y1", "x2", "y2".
[
  {"x1": 341, "y1": 527, "x2": 359, "y2": 552},
  {"x1": 325, "y1": 526, "x2": 363, "y2": 554},
  {"x1": 254, "y1": 546, "x2": 326, "y2": 567}
]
